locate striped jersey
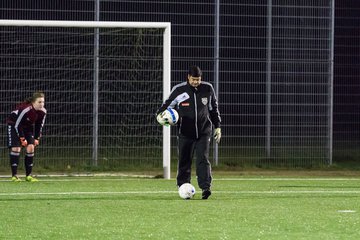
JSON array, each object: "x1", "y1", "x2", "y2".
[{"x1": 6, "y1": 102, "x2": 47, "y2": 139}]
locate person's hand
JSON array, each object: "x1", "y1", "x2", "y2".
[
  {"x1": 213, "y1": 128, "x2": 221, "y2": 144},
  {"x1": 20, "y1": 137, "x2": 28, "y2": 147},
  {"x1": 34, "y1": 139, "x2": 40, "y2": 146}
]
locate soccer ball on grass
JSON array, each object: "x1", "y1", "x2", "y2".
[{"x1": 178, "y1": 183, "x2": 196, "y2": 199}]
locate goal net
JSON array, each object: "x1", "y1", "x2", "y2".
[{"x1": 0, "y1": 20, "x2": 172, "y2": 178}]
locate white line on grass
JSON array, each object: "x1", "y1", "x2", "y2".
[
  {"x1": 218, "y1": 190, "x2": 360, "y2": 194},
  {"x1": 0, "y1": 191, "x2": 176, "y2": 196},
  {"x1": 337, "y1": 210, "x2": 357, "y2": 213},
  {"x1": 215, "y1": 178, "x2": 360, "y2": 181},
  {"x1": 0, "y1": 173, "x2": 156, "y2": 178},
  {"x1": 0, "y1": 178, "x2": 154, "y2": 182},
  {"x1": 1, "y1": 190, "x2": 360, "y2": 197}
]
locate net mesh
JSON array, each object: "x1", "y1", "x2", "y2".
[{"x1": 0, "y1": 26, "x2": 165, "y2": 170}]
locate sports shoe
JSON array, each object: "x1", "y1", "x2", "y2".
[
  {"x1": 25, "y1": 175, "x2": 39, "y2": 182},
  {"x1": 11, "y1": 176, "x2": 22, "y2": 182},
  {"x1": 202, "y1": 188, "x2": 212, "y2": 199}
]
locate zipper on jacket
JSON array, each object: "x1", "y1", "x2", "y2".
[{"x1": 194, "y1": 92, "x2": 198, "y2": 138}]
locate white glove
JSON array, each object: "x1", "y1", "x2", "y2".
[{"x1": 214, "y1": 128, "x2": 221, "y2": 144}]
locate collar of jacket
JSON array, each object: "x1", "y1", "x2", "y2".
[{"x1": 187, "y1": 82, "x2": 199, "y2": 92}]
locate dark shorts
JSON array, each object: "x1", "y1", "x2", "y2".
[{"x1": 7, "y1": 125, "x2": 34, "y2": 148}]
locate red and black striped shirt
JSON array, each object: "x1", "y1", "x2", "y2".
[{"x1": 7, "y1": 102, "x2": 47, "y2": 139}]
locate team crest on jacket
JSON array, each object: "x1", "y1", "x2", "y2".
[{"x1": 201, "y1": 97, "x2": 208, "y2": 105}]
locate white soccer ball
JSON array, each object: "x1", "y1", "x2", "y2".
[
  {"x1": 178, "y1": 183, "x2": 196, "y2": 199},
  {"x1": 157, "y1": 108, "x2": 179, "y2": 126}
]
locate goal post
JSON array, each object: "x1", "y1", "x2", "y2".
[{"x1": 0, "y1": 19, "x2": 172, "y2": 179}]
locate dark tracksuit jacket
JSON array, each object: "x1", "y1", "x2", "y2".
[
  {"x1": 156, "y1": 81, "x2": 221, "y2": 189},
  {"x1": 7, "y1": 102, "x2": 47, "y2": 146}
]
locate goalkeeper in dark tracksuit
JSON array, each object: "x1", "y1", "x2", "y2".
[
  {"x1": 6, "y1": 91, "x2": 47, "y2": 182},
  {"x1": 156, "y1": 66, "x2": 221, "y2": 199}
]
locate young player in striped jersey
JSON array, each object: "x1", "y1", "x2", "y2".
[{"x1": 6, "y1": 91, "x2": 47, "y2": 182}]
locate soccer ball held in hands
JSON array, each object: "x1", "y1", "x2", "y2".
[{"x1": 157, "y1": 108, "x2": 179, "y2": 126}]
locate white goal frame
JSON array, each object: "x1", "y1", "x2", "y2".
[{"x1": 0, "y1": 19, "x2": 172, "y2": 179}]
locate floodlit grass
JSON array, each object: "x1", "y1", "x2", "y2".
[{"x1": 1, "y1": 175, "x2": 360, "y2": 239}]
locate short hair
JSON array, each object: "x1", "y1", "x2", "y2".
[
  {"x1": 25, "y1": 91, "x2": 45, "y2": 104},
  {"x1": 188, "y1": 66, "x2": 202, "y2": 77}
]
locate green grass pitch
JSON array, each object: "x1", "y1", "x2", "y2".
[{"x1": 1, "y1": 175, "x2": 360, "y2": 239}]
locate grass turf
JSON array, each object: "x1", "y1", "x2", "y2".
[{"x1": 1, "y1": 175, "x2": 360, "y2": 239}]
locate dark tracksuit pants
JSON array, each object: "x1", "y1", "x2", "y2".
[{"x1": 177, "y1": 134, "x2": 212, "y2": 190}]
